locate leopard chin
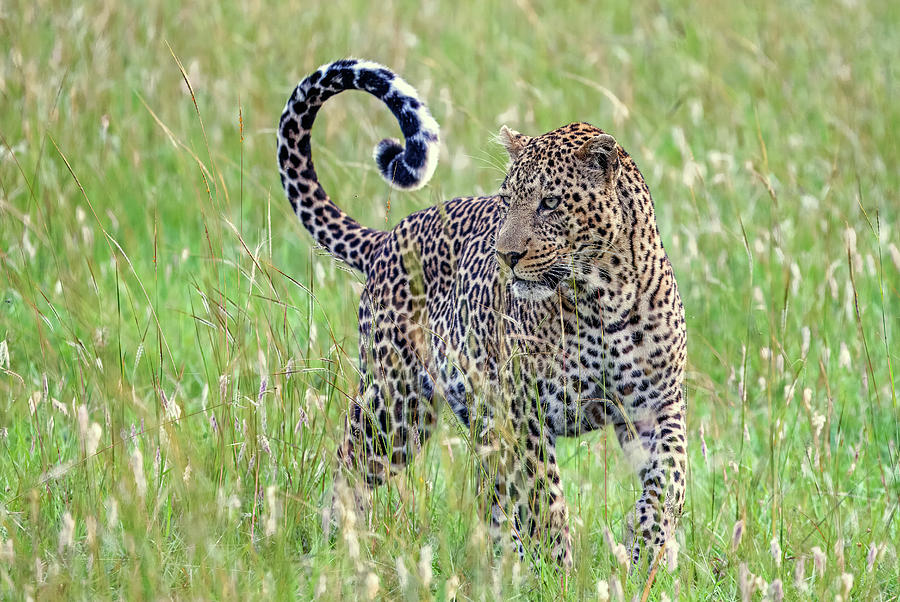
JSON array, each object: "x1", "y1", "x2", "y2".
[{"x1": 509, "y1": 279, "x2": 558, "y2": 301}]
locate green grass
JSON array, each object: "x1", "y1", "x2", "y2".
[{"x1": 1, "y1": 0, "x2": 898, "y2": 598}]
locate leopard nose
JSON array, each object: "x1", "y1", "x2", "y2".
[{"x1": 498, "y1": 250, "x2": 524, "y2": 269}]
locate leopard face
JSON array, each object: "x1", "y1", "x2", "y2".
[{"x1": 495, "y1": 122, "x2": 624, "y2": 301}]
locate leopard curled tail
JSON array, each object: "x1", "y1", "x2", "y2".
[{"x1": 276, "y1": 59, "x2": 441, "y2": 273}]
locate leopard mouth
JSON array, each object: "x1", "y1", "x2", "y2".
[
  {"x1": 540, "y1": 268, "x2": 567, "y2": 289},
  {"x1": 509, "y1": 266, "x2": 570, "y2": 300}
]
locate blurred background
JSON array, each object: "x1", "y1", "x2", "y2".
[{"x1": 1, "y1": 0, "x2": 898, "y2": 598}]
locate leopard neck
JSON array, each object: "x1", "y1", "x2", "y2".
[{"x1": 564, "y1": 158, "x2": 669, "y2": 326}]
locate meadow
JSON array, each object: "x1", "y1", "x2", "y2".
[{"x1": 1, "y1": 0, "x2": 898, "y2": 599}]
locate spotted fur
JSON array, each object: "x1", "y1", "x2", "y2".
[{"x1": 278, "y1": 59, "x2": 687, "y2": 571}]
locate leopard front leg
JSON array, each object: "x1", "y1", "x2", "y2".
[
  {"x1": 485, "y1": 400, "x2": 574, "y2": 570},
  {"x1": 614, "y1": 401, "x2": 687, "y2": 570},
  {"x1": 520, "y1": 417, "x2": 573, "y2": 569}
]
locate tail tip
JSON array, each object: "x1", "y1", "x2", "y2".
[
  {"x1": 373, "y1": 138, "x2": 430, "y2": 191},
  {"x1": 374, "y1": 138, "x2": 404, "y2": 176}
]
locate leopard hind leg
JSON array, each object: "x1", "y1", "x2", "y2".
[{"x1": 328, "y1": 332, "x2": 438, "y2": 533}]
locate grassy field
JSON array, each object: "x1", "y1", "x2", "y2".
[{"x1": 1, "y1": 0, "x2": 899, "y2": 599}]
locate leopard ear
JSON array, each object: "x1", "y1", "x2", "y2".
[
  {"x1": 575, "y1": 134, "x2": 620, "y2": 180},
  {"x1": 498, "y1": 125, "x2": 531, "y2": 161}
]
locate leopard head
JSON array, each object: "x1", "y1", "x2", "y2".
[{"x1": 495, "y1": 122, "x2": 624, "y2": 301}]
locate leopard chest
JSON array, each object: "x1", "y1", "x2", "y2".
[{"x1": 519, "y1": 294, "x2": 670, "y2": 438}]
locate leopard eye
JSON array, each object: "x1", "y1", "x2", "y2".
[
  {"x1": 498, "y1": 194, "x2": 511, "y2": 207},
  {"x1": 539, "y1": 196, "x2": 561, "y2": 212}
]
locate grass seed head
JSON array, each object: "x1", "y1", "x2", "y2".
[
  {"x1": 344, "y1": 526, "x2": 360, "y2": 562},
  {"x1": 811, "y1": 413, "x2": 826, "y2": 441},
  {"x1": 834, "y1": 537, "x2": 845, "y2": 572},
  {"x1": 58, "y1": 512, "x2": 75, "y2": 553},
  {"x1": 596, "y1": 578, "x2": 609, "y2": 601},
  {"x1": 731, "y1": 519, "x2": 744, "y2": 552},
  {"x1": 446, "y1": 574, "x2": 460, "y2": 599},
  {"x1": 418, "y1": 544, "x2": 433, "y2": 588},
  {"x1": 866, "y1": 543, "x2": 879, "y2": 572},
  {"x1": 840, "y1": 572, "x2": 854, "y2": 597},
  {"x1": 107, "y1": 497, "x2": 118, "y2": 530},
  {"x1": 769, "y1": 579, "x2": 783, "y2": 602},
  {"x1": 264, "y1": 486, "x2": 278, "y2": 537},
  {"x1": 364, "y1": 571, "x2": 379, "y2": 600},
  {"x1": 77, "y1": 406, "x2": 102, "y2": 456},
  {"x1": 666, "y1": 538, "x2": 680, "y2": 572},
  {"x1": 838, "y1": 342, "x2": 851, "y2": 370},
  {"x1": 811, "y1": 546, "x2": 826, "y2": 577},
  {"x1": 315, "y1": 574, "x2": 328, "y2": 598},
  {"x1": 395, "y1": 556, "x2": 409, "y2": 591},
  {"x1": 130, "y1": 448, "x2": 147, "y2": 499},
  {"x1": 888, "y1": 243, "x2": 900, "y2": 271},
  {"x1": 769, "y1": 537, "x2": 782, "y2": 567},
  {"x1": 85, "y1": 516, "x2": 96, "y2": 547},
  {"x1": 0, "y1": 538, "x2": 14, "y2": 563},
  {"x1": 794, "y1": 555, "x2": 807, "y2": 592}
]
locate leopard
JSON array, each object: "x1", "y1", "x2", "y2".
[{"x1": 277, "y1": 58, "x2": 687, "y2": 572}]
